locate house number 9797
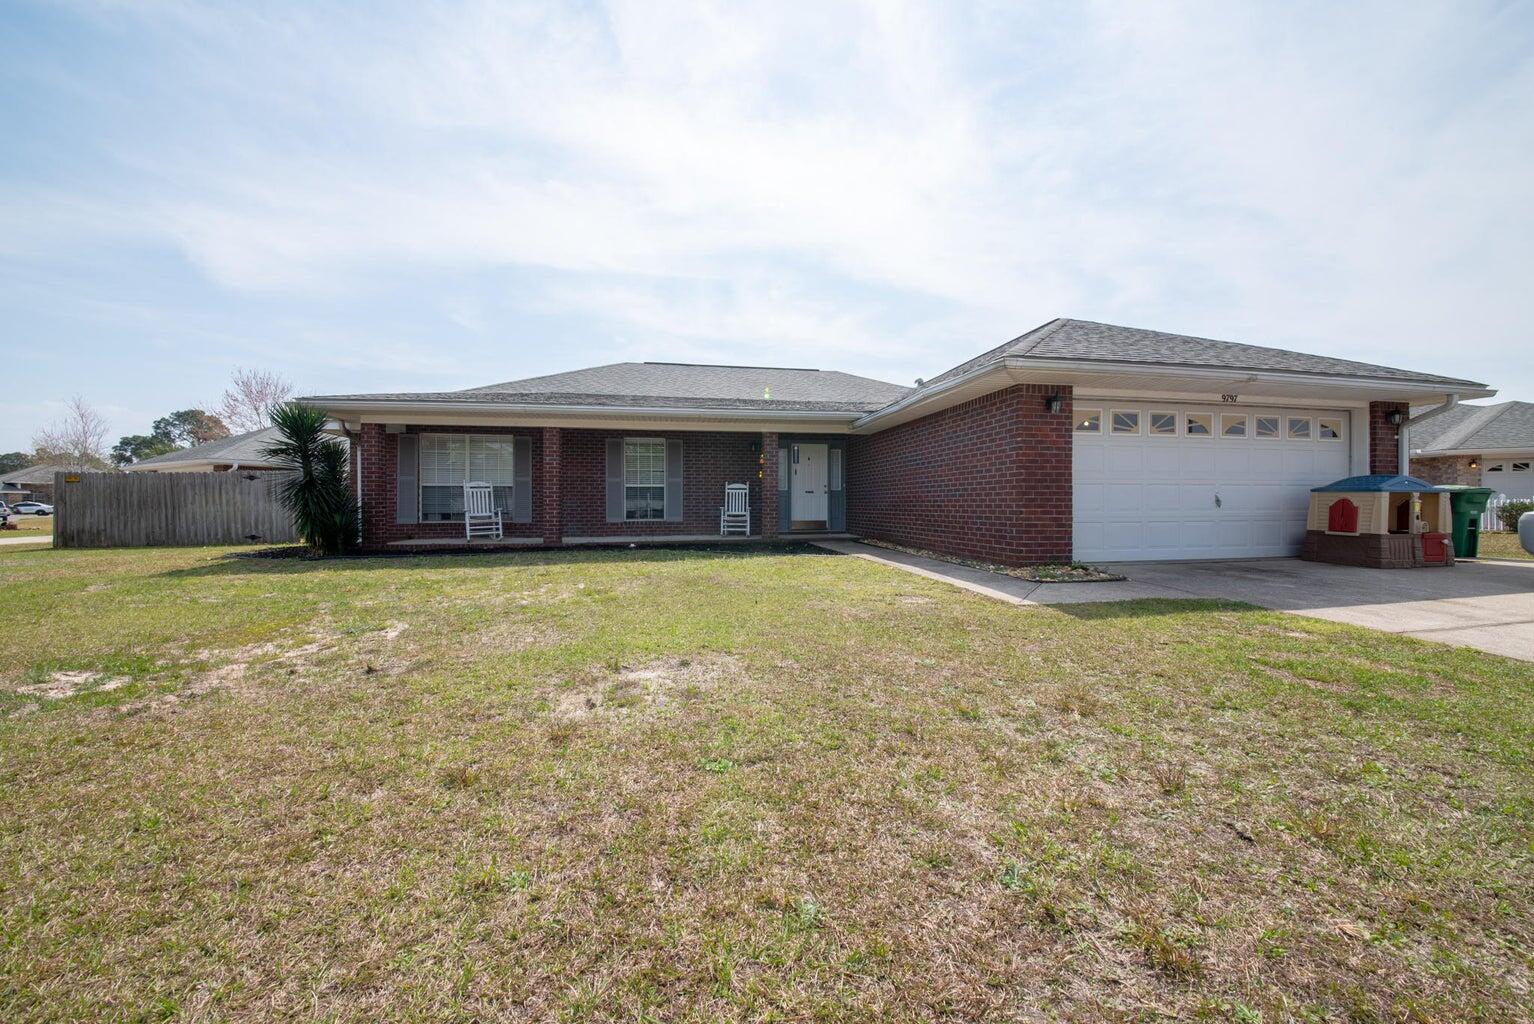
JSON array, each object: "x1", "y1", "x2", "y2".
[{"x1": 1220, "y1": 394, "x2": 1240, "y2": 403}]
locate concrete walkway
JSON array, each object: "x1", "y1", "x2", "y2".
[
  {"x1": 0, "y1": 534, "x2": 50, "y2": 546},
  {"x1": 814, "y1": 540, "x2": 1534, "y2": 662}
]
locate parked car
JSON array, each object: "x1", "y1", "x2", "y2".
[{"x1": 12, "y1": 501, "x2": 53, "y2": 516}]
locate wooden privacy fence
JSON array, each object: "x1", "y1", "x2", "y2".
[{"x1": 53, "y1": 471, "x2": 299, "y2": 548}]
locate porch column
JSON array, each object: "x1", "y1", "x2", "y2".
[
  {"x1": 760, "y1": 431, "x2": 779, "y2": 537},
  {"x1": 356, "y1": 423, "x2": 390, "y2": 549},
  {"x1": 541, "y1": 426, "x2": 562, "y2": 545}
]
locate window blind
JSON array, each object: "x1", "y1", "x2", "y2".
[{"x1": 420, "y1": 435, "x2": 515, "y2": 521}]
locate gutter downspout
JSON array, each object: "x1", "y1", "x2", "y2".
[
  {"x1": 354, "y1": 434, "x2": 363, "y2": 546},
  {"x1": 1400, "y1": 395, "x2": 1459, "y2": 477}
]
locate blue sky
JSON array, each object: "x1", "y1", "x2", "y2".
[{"x1": 3, "y1": 1, "x2": 1532, "y2": 452}]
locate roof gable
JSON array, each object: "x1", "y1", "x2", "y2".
[
  {"x1": 1412, "y1": 401, "x2": 1534, "y2": 453},
  {"x1": 925, "y1": 319, "x2": 1482, "y2": 389},
  {"x1": 131, "y1": 426, "x2": 286, "y2": 468},
  {"x1": 1, "y1": 463, "x2": 98, "y2": 486}
]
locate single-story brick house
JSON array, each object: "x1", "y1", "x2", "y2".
[
  {"x1": 307, "y1": 319, "x2": 1493, "y2": 564},
  {"x1": 124, "y1": 426, "x2": 287, "y2": 474},
  {"x1": 1409, "y1": 401, "x2": 1534, "y2": 499}
]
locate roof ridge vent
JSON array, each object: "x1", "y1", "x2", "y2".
[{"x1": 642, "y1": 361, "x2": 819, "y2": 371}]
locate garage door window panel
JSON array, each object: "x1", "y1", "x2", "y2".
[
  {"x1": 1148, "y1": 412, "x2": 1177, "y2": 436},
  {"x1": 1111, "y1": 410, "x2": 1141, "y2": 435},
  {"x1": 1255, "y1": 416, "x2": 1281, "y2": 439},
  {"x1": 1287, "y1": 417, "x2": 1312, "y2": 440},
  {"x1": 1221, "y1": 414, "x2": 1248, "y2": 437},
  {"x1": 1318, "y1": 418, "x2": 1343, "y2": 441},
  {"x1": 1075, "y1": 409, "x2": 1102, "y2": 433},
  {"x1": 1184, "y1": 413, "x2": 1213, "y2": 437}
]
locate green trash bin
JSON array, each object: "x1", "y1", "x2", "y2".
[{"x1": 1438, "y1": 485, "x2": 1496, "y2": 558}]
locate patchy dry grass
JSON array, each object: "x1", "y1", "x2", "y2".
[
  {"x1": 1, "y1": 514, "x2": 51, "y2": 534},
  {"x1": 1479, "y1": 531, "x2": 1532, "y2": 561},
  {"x1": 1, "y1": 544, "x2": 1532, "y2": 1023}
]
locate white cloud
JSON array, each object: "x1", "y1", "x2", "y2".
[{"x1": 5, "y1": 0, "x2": 1532, "y2": 434}]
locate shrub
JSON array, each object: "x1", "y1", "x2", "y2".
[
  {"x1": 1496, "y1": 499, "x2": 1534, "y2": 532},
  {"x1": 261, "y1": 402, "x2": 358, "y2": 555}
]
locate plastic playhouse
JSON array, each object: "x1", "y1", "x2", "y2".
[{"x1": 1301, "y1": 475, "x2": 1453, "y2": 568}]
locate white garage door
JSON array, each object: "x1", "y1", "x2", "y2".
[
  {"x1": 1481, "y1": 459, "x2": 1534, "y2": 499},
  {"x1": 1074, "y1": 404, "x2": 1353, "y2": 562}
]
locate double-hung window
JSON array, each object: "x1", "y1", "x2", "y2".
[
  {"x1": 420, "y1": 434, "x2": 516, "y2": 521},
  {"x1": 624, "y1": 439, "x2": 666, "y2": 520}
]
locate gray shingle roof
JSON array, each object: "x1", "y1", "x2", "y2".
[
  {"x1": 0, "y1": 463, "x2": 91, "y2": 487},
  {"x1": 1411, "y1": 401, "x2": 1534, "y2": 453},
  {"x1": 924, "y1": 318, "x2": 1484, "y2": 390},
  {"x1": 308, "y1": 362, "x2": 912, "y2": 413},
  {"x1": 306, "y1": 320, "x2": 1487, "y2": 420},
  {"x1": 131, "y1": 426, "x2": 286, "y2": 468}
]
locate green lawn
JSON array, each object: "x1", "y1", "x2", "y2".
[
  {"x1": 1, "y1": 545, "x2": 1532, "y2": 1023},
  {"x1": 1, "y1": 513, "x2": 51, "y2": 534},
  {"x1": 1478, "y1": 531, "x2": 1532, "y2": 560}
]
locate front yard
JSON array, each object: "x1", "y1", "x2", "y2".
[{"x1": 1, "y1": 545, "x2": 1531, "y2": 1022}]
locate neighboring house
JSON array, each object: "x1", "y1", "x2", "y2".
[
  {"x1": 124, "y1": 426, "x2": 287, "y2": 474},
  {"x1": 1410, "y1": 401, "x2": 1534, "y2": 498},
  {"x1": 0, "y1": 463, "x2": 88, "y2": 503},
  {"x1": 307, "y1": 318, "x2": 1492, "y2": 564}
]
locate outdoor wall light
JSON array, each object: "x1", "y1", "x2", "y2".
[
  {"x1": 1469, "y1": 459, "x2": 1480, "y2": 469},
  {"x1": 1045, "y1": 393, "x2": 1064, "y2": 414},
  {"x1": 1386, "y1": 410, "x2": 1405, "y2": 426}
]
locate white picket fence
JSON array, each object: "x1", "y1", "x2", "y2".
[{"x1": 1481, "y1": 494, "x2": 1525, "y2": 532}]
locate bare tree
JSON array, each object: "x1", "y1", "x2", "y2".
[
  {"x1": 32, "y1": 396, "x2": 111, "y2": 470},
  {"x1": 218, "y1": 367, "x2": 294, "y2": 433}
]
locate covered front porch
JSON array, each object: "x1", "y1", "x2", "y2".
[{"x1": 351, "y1": 423, "x2": 851, "y2": 551}]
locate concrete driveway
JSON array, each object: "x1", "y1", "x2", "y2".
[
  {"x1": 815, "y1": 541, "x2": 1534, "y2": 662},
  {"x1": 1045, "y1": 557, "x2": 1534, "y2": 662}
]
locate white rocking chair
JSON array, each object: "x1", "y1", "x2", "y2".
[
  {"x1": 463, "y1": 480, "x2": 503, "y2": 541},
  {"x1": 719, "y1": 482, "x2": 750, "y2": 536}
]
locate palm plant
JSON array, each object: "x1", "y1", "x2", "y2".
[{"x1": 260, "y1": 402, "x2": 358, "y2": 555}]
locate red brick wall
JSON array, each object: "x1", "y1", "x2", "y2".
[
  {"x1": 540, "y1": 426, "x2": 562, "y2": 545},
  {"x1": 1369, "y1": 402, "x2": 1407, "y2": 475},
  {"x1": 357, "y1": 424, "x2": 544, "y2": 548},
  {"x1": 760, "y1": 431, "x2": 779, "y2": 537},
  {"x1": 560, "y1": 429, "x2": 763, "y2": 537},
  {"x1": 847, "y1": 384, "x2": 1073, "y2": 565},
  {"x1": 357, "y1": 425, "x2": 772, "y2": 546},
  {"x1": 1411, "y1": 454, "x2": 1481, "y2": 486}
]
